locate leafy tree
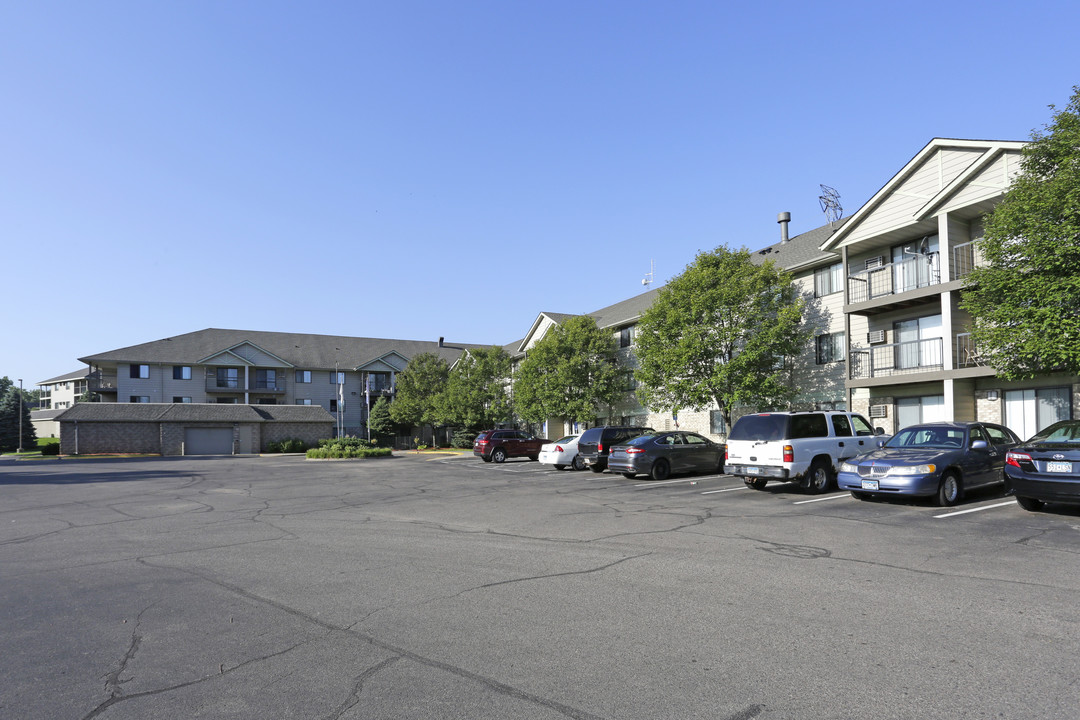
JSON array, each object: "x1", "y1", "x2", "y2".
[
  {"x1": 960, "y1": 87, "x2": 1080, "y2": 379},
  {"x1": 389, "y1": 353, "x2": 450, "y2": 428},
  {"x1": 0, "y1": 386, "x2": 38, "y2": 452},
  {"x1": 367, "y1": 396, "x2": 396, "y2": 444},
  {"x1": 436, "y1": 346, "x2": 511, "y2": 430},
  {"x1": 513, "y1": 315, "x2": 623, "y2": 425},
  {"x1": 633, "y1": 245, "x2": 810, "y2": 430}
]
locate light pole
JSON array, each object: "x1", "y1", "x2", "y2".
[{"x1": 17, "y1": 378, "x2": 24, "y2": 453}]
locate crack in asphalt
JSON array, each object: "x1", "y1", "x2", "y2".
[
  {"x1": 134, "y1": 557, "x2": 607, "y2": 720},
  {"x1": 438, "y1": 551, "x2": 653, "y2": 600},
  {"x1": 320, "y1": 656, "x2": 402, "y2": 720}
]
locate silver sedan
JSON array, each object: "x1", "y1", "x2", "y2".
[{"x1": 607, "y1": 431, "x2": 725, "y2": 481}]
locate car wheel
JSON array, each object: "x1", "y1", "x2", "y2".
[
  {"x1": 650, "y1": 459, "x2": 670, "y2": 481},
  {"x1": 808, "y1": 460, "x2": 832, "y2": 493},
  {"x1": 572, "y1": 455, "x2": 585, "y2": 471},
  {"x1": 554, "y1": 464, "x2": 566, "y2": 471},
  {"x1": 1015, "y1": 495, "x2": 1044, "y2": 512},
  {"x1": 589, "y1": 465, "x2": 604, "y2": 473},
  {"x1": 850, "y1": 491, "x2": 871, "y2": 501},
  {"x1": 492, "y1": 448, "x2": 507, "y2": 464},
  {"x1": 528, "y1": 455, "x2": 539, "y2": 461},
  {"x1": 936, "y1": 472, "x2": 962, "y2": 507},
  {"x1": 622, "y1": 472, "x2": 636, "y2": 479},
  {"x1": 745, "y1": 478, "x2": 768, "y2": 490}
]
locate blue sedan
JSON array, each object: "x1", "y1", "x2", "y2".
[
  {"x1": 837, "y1": 422, "x2": 1020, "y2": 506},
  {"x1": 1004, "y1": 420, "x2": 1080, "y2": 512}
]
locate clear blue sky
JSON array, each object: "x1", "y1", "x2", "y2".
[{"x1": 3, "y1": 1, "x2": 1078, "y2": 387}]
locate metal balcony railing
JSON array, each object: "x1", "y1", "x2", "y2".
[
  {"x1": 88, "y1": 372, "x2": 118, "y2": 391},
  {"x1": 951, "y1": 240, "x2": 986, "y2": 280},
  {"x1": 955, "y1": 332, "x2": 986, "y2": 369},
  {"x1": 848, "y1": 252, "x2": 941, "y2": 304},
  {"x1": 849, "y1": 338, "x2": 944, "y2": 380}
]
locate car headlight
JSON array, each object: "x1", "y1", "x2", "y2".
[
  {"x1": 839, "y1": 461, "x2": 859, "y2": 473},
  {"x1": 888, "y1": 464, "x2": 936, "y2": 476}
]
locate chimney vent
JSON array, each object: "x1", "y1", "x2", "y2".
[
  {"x1": 777, "y1": 212, "x2": 791, "y2": 244},
  {"x1": 438, "y1": 336, "x2": 444, "y2": 347}
]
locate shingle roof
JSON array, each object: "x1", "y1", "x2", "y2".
[
  {"x1": 37, "y1": 368, "x2": 90, "y2": 385},
  {"x1": 749, "y1": 219, "x2": 848, "y2": 272},
  {"x1": 78, "y1": 329, "x2": 490, "y2": 370},
  {"x1": 55, "y1": 403, "x2": 334, "y2": 423}
]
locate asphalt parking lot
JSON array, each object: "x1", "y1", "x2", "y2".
[{"x1": 3, "y1": 452, "x2": 1080, "y2": 719}]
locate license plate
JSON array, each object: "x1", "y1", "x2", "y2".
[
  {"x1": 746, "y1": 466, "x2": 760, "y2": 475},
  {"x1": 1046, "y1": 461, "x2": 1073, "y2": 473},
  {"x1": 861, "y1": 480, "x2": 879, "y2": 491}
]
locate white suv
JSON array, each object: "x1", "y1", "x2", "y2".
[{"x1": 724, "y1": 411, "x2": 887, "y2": 492}]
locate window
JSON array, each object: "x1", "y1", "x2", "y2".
[
  {"x1": 624, "y1": 371, "x2": 637, "y2": 391},
  {"x1": 815, "y1": 333, "x2": 845, "y2": 364},
  {"x1": 330, "y1": 372, "x2": 345, "y2": 385},
  {"x1": 710, "y1": 410, "x2": 726, "y2": 436},
  {"x1": 173, "y1": 396, "x2": 192, "y2": 403},
  {"x1": 1005, "y1": 387, "x2": 1071, "y2": 439},
  {"x1": 329, "y1": 399, "x2": 338, "y2": 412},
  {"x1": 216, "y1": 397, "x2": 237, "y2": 404},
  {"x1": 129, "y1": 396, "x2": 149, "y2": 403},
  {"x1": 216, "y1": 368, "x2": 240, "y2": 388},
  {"x1": 296, "y1": 399, "x2": 312, "y2": 405},
  {"x1": 257, "y1": 399, "x2": 277, "y2": 405},
  {"x1": 814, "y1": 262, "x2": 843, "y2": 297},
  {"x1": 130, "y1": 364, "x2": 149, "y2": 379},
  {"x1": 894, "y1": 315, "x2": 943, "y2": 370},
  {"x1": 831, "y1": 415, "x2": 852, "y2": 436},
  {"x1": 255, "y1": 369, "x2": 277, "y2": 389},
  {"x1": 173, "y1": 366, "x2": 191, "y2": 380},
  {"x1": 896, "y1": 395, "x2": 946, "y2": 427},
  {"x1": 295, "y1": 370, "x2": 312, "y2": 383},
  {"x1": 983, "y1": 425, "x2": 1014, "y2": 446},
  {"x1": 851, "y1": 415, "x2": 874, "y2": 436},
  {"x1": 789, "y1": 414, "x2": 829, "y2": 439},
  {"x1": 619, "y1": 327, "x2": 632, "y2": 348}
]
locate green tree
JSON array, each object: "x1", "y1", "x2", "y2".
[
  {"x1": 0, "y1": 386, "x2": 38, "y2": 452},
  {"x1": 437, "y1": 346, "x2": 511, "y2": 430},
  {"x1": 960, "y1": 87, "x2": 1080, "y2": 379},
  {"x1": 633, "y1": 246, "x2": 810, "y2": 430},
  {"x1": 513, "y1": 315, "x2": 623, "y2": 425},
  {"x1": 390, "y1": 353, "x2": 450, "y2": 428},
  {"x1": 367, "y1": 396, "x2": 396, "y2": 445}
]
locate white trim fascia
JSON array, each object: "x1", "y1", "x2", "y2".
[
  {"x1": 913, "y1": 143, "x2": 1026, "y2": 221},
  {"x1": 197, "y1": 349, "x2": 255, "y2": 366},
  {"x1": 354, "y1": 350, "x2": 410, "y2": 372},
  {"x1": 198, "y1": 341, "x2": 295, "y2": 368}
]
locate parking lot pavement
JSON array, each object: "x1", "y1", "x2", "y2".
[{"x1": 4, "y1": 456, "x2": 1080, "y2": 720}]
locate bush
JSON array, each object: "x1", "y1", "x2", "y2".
[
  {"x1": 451, "y1": 430, "x2": 477, "y2": 449},
  {"x1": 305, "y1": 446, "x2": 393, "y2": 459},
  {"x1": 267, "y1": 438, "x2": 308, "y2": 453},
  {"x1": 40, "y1": 443, "x2": 60, "y2": 456},
  {"x1": 318, "y1": 436, "x2": 376, "y2": 450}
]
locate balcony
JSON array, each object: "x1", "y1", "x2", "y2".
[
  {"x1": 849, "y1": 338, "x2": 944, "y2": 380},
  {"x1": 951, "y1": 240, "x2": 986, "y2": 280},
  {"x1": 205, "y1": 372, "x2": 286, "y2": 393},
  {"x1": 88, "y1": 372, "x2": 118, "y2": 393},
  {"x1": 848, "y1": 252, "x2": 941, "y2": 304},
  {"x1": 955, "y1": 332, "x2": 986, "y2": 369}
]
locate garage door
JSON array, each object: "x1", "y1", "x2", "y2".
[{"x1": 184, "y1": 428, "x2": 234, "y2": 455}]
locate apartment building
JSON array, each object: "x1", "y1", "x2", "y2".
[
  {"x1": 77, "y1": 329, "x2": 486, "y2": 437},
  {"x1": 820, "y1": 138, "x2": 1078, "y2": 437},
  {"x1": 31, "y1": 368, "x2": 91, "y2": 437}
]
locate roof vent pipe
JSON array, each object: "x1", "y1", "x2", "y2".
[
  {"x1": 439, "y1": 337, "x2": 444, "y2": 347},
  {"x1": 778, "y1": 212, "x2": 791, "y2": 244}
]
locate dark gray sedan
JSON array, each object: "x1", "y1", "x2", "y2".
[
  {"x1": 836, "y1": 421, "x2": 1020, "y2": 506},
  {"x1": 607, "y1": 431, "x2": 725, "y2": 481}
]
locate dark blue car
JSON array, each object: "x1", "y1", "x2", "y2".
[
  {"x1": 836, "y1": 422, "x2": 1020, "y2": 506},
  {"x1": 1004, "y1": 420, "x2": 1080, "y2": 512}
]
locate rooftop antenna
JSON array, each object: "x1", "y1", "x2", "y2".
[
  {"x1": 642, "y1": 259, "x2": 655, "y2": 288},
  {"x1": 819, "y1": 184, "x2": 843, "y2": 227}
]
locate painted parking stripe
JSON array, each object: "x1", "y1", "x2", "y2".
[
  {"x1": 701, "y1": 486, "x2": 750, "y2": 495},
  {"x1": 634, "y1": 477, "x2": 704, "y2": 488},
  {"x1": 934, "y1": 500, "x2": 1017, "y2": 519},
  {"x1": 793, "y1": 493, "x2": 851, "y2": 504}
]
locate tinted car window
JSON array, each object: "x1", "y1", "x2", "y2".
[
  {"x1": 789, "y1": 414, "x2": 828, "y2": 439},
  {"x1": 831, "y1": 415, "x2": 852, "y2": 437},
  {"x1": 579, "y1": 428, "x2": 602, "y2": 443},
  {"x1": 729, "y1": 414, "x2": 788, "y2": 442},
  {"x1": 970, "y1": 427, "x2": 989, "y2": 444},
  {"x1": 627, "y1": 435, "x2": 656, "y2": 446},
  {"x1": 684, "y1": 433, "x2": 707, "y2": 445},
  {"x1": 983, "y1": 426, "x2": 1013, "y2": 445},
  {"x1": 1029, "y1": 421, "x2": 1080, "y2": 443}
]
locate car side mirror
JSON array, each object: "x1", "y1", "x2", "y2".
[
  {"x1": 875, "y1": 427, "x2": 886, "y2": 436},
  {"x1": 970, "y1": 440, "x2": 989, "y2": 450}
]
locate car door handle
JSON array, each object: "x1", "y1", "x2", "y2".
[{"x1": 838, "y1": 442, "x2": 845, "y2": 447}]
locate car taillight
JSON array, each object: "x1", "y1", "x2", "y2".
[
  {"x1": 555, "y1": 445, "x2": 564, "y2": 452},
  {"x1": 598, "y1": 442, "x2": 604, "y2": 453},
  {"x1": 1006, "y1": 451, "x2": 1031, "y2": 468},
  {"x1": 626, "y1": 448, "x2": 645, "y2": 454},
  {"x1": 783, "y1": 445, "x2": 794, "y2": 463}
]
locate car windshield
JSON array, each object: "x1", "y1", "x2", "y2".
[
  {"x1": 626, "y1": 435, "x2": 657, "y2": 446},
  {"x1": 553, "y1": 435, "x2": 577, "y2": 444},
  {"x1": 886, "y1": 426, "x2": 965, "y2": 449},
  {"x1": 1029, "y1": 422, "x2": 1080, "y2": 444},
  {"x1": 728, "y1": 414, "x2": 787, "y2": 442}
]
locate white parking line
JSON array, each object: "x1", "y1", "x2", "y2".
[
  {"x1": 793, "y1": 493, "x2": 850, "y2": 505},
  {"x1": 934, "y1": 500, "x2": 1016, "y2": 519},
  {"x1": 634, "y1": 477, "x2": 706, "y2": 488},
  {"x1": 701, "y1": 486, "x2": 750, "y2": 495}
]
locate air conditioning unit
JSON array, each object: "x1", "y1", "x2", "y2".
[
  {"x1": 869, "y1": 404, "x2": 888, "y2": 419},
  {"x1": 865, "y1": 256, "x2": 885, "y2": 270},
  {"x1": 867, "y1": 330, "x2": 886, "y2": 344}
]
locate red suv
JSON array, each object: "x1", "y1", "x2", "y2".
[{"x1": 473, "y1": 430, "x2": 548, "y2": 463}]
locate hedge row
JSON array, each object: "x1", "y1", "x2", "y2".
[{"x1": 306, "y1": 446, "x2": 393, "y2": 459}]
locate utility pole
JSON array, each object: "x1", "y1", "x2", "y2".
[{"x1": 17, "y1": 378, "x2": 24, "y2": 453}]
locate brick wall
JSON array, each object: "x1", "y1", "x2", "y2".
[
  {"x1": 261, "y1": 422, "x2": 334, "y2": 452},
  {"x1": 60, "y1": 422, "x2": 161, "y2": 455}
]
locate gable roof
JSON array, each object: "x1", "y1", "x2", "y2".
[
  {"x1": 37, "y1": 368, "x2": 90, "y2": 385},
  {"x1": 751, "y1": 219, "x2": 847, "y2": 272},
  {"x1": 79, "y1": 328, "x2": 488, "y2": 371},
  {"x1": 821, "y1": 138, "x2": 1026, "y2": 252},
  {"x1": 55, "y1": 403, "x2": 334, "y2": 423}
]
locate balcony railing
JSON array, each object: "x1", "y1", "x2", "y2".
[
  {"x1": 955, "y1": 332, "x2": 985, "y2": 369},
  {"x1": 849, "y1": 338, "x2": 944, "y2": 380},
  {"x1": 88, "y1": 372, "x2": 118, "y2": 392},
  {"x1": 848, "y1": 252, "x2": 941, "y2": 304},
  {"x1": 205, "y1": 372, "x2": 286, "y2": 393},
  {"x1": 951, "y1": 240, "x2": 986, "y2": 280}
]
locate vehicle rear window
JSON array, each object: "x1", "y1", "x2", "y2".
[
  {"x1": 627, "y1": 435, "x2": 656, "y2": 446},
  {"x1": 728, "y1": 415, "x2": 788, "y2": 442},
  {"x1": 789, "y1": 414, "x2": 828, "y2": 439},
  {"x1": 1029, "y1": 421, "x2": 1080, "y2": 444}
]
